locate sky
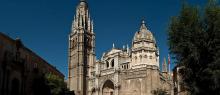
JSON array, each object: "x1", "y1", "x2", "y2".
[{"x1": 0, "y1": 0, "x2": 207, "y2": 78}]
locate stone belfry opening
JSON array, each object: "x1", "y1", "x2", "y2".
[{"x1": 68, "y1": 0, "x2": 95, "y2": 95}]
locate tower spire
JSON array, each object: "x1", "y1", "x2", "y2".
[
  {"x1": 68, "y1": 0, "x2": 95, "y2": 93},
  {"x1": 78, "y1": 0, "x2": 88, "y2": 9},
  {"x1": 162, "y1": 57, "x2": 168, "y2": 73}
]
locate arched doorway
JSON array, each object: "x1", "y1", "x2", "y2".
[{"x1": 102, "y1": 80, "x2": 114, "y2": 95}]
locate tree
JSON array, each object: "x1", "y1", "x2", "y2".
[
  {"x1": 45, "y1": 73, "x2": 67, "y2": 95},
  {"x1": 168, "y1": 0, "x2": 220, "y2": 95},
  {"x1": 31, "y1": 68, "x2": 51, "y2": 95}
]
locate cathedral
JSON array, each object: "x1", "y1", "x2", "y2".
[{"x1": 68, "y1": 0, "x2": 172, "y2": 95}]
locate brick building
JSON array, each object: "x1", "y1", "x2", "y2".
[{"x1": 0, "y1": 32, "x2": 64, "y2": 95}]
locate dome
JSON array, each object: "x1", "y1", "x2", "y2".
[{"x1": 133, "y1": 20, "x2": 155, "y2": 42}]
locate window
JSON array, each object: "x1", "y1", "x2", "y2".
[
  {"x1": 134, "y1": 56, "x2": 137, "y2": 63},
  {"x1": 72, "y1": 40, "x2": 75, "y2": 48},
  {"x1": 124, "y1": 65, "x2": 127, "y2": 69},
  {"x1": 111, "y1": 59, "x2": 114, "y2": 67},
  {"x1": 106, "y1": 61, "x2": 109, "y2": 68},
  {"x1": 140, "y1": 55, "x2": 142, "y2": 62},
  {"x1": 150, "y1": 56, "x2": 152, "y2": 59}
]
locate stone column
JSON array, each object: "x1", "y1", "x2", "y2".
[{"x1": 114, "y1": 55, "x2": 119, "y2": 95}]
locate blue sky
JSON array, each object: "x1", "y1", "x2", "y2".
[{"x1": 0, "y1": 0, "x2": 207, "y2": 78}]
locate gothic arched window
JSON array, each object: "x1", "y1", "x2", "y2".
[
  {"x1": 72, "y1": 40, "x2": 75, "y2": 48},
  {"x1": 106, "y1": 61, "x2": 109, "y2": 69},
  {"x1": 134, "y1": 56, "x2": 137, "y2": 64},
  {"x1": 111, "y1": 59, "x2": 114, "y2": 68},
  {"x1": 140, "y1": 55, "x2": 142, "y2": 62}
]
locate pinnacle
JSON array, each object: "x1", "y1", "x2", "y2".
[
  {"x1": 142, "y1": 19, "x2": 145, "y2": 24},
  {"x1": 140, "y1": 19, "x2": 147, "y2": 30}
]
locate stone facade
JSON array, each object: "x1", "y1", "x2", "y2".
[
  {"x1": 68, "y1": 0, "x2": 95, "y2": 95},
  {"x1": 68, "y1": 0, "x2": 173, "y2": 95},
  {"x1": 0, "y1": 32, "x2": 64, "y2": 95}
]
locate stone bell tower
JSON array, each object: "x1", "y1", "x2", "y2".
[{"x1": 68, "y1": 0, "x2": 95, "y2": 95}]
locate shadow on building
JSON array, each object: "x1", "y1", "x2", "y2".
[{"x1": 0, "y1": 32, "x2": 65, "y2": 95}]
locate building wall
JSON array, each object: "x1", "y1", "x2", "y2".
[
  {"x1": 87, "y1": 46, "x2": 172, "y2": 95},
  {"x1": 0, "y1": 32, "x2": 64, "y2": 95},
  {"x1": 89, "y1": 62, "x2": 170, "y2": 95},
  {"x1": 118, "y1": 66, "x2": 160, "y2": 95}
]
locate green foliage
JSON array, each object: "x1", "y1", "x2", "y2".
[
  {"x1": 168, "y1": 0, "x2": 220, "y2": 94},
  {"x1": 31, "y1": 68, "x2": 51, "y2": 95},
  {"x1": 45, "y1": 73, "x2": 66, "y2": 95}
]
